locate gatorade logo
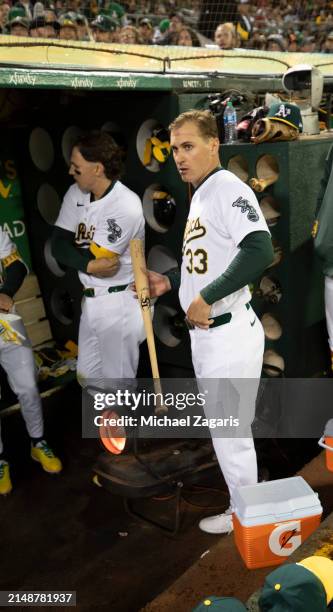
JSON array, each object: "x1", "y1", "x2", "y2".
[{"x1": 268, "y1": 520, "x2": 301, "y2": 557}]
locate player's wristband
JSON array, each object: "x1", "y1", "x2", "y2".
[{"x1": 164, "y1": 267, "x2": 180, "y2": 292}]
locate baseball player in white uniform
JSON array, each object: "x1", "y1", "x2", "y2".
[
  {"x1": 313, "y1": 144, "x2": 333, "y2": 371},
  {"x1": 0, "y1": 227, "x2": 62, "y2": 495},
  {"x1": 52, "y1": 131, "x2": 145, "y2": 392},
  {"x1": 146, "y1": 110, "x2": 274, "y2": 534}
]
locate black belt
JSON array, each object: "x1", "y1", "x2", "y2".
[
  {"x1": 186, "y1": 302, "x2": 250, "y2": 330},
  {"x1": 210, "y1": 302, "x2": 250, "y2": 328},
  {"x1": 83, "y1": 284, "x2": 128, "y2": 297}
]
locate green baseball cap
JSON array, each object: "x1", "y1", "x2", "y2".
[
  {"x1": 91, "y1": 14, "x2": 118, "y2": 32},
  {"x1": 192, "y1": 596, "x2": 247, "y2": 611},
  {"x1": 8, "y1": 15, "x2": 29, "y2": 29},
  {"x1": 159, "y1": 18, "x2": 170, "y2": 33},
  {"x1": 259, "y1": 563, "x2": 327, "y2": 611},
  {"x1": 267, "y1": 102, "x2": 303, "y2": 131},
  {"x1": 8, "y1": 6, "x2": 26, "y2": 20}
]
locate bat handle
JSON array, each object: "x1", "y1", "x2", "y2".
[{"x1": 153, "y1": 377, "x2": 167, "y2": 415}]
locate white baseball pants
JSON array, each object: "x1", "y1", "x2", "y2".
[
  {"x1": 77, "y1": 289, "x2": 145, "y2": 390},
  {"x1": 0, "y1": 340, "x2": 43, "y2": 455},
  {"x1": 325, "y1": 276, "x2": 333, "y2": 352},
  {"x1": 190, "y1": 303, "x2": 265, "y2": 509}
]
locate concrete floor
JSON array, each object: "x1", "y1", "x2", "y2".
[
  {"x1": 143, "y1": 452, "x2": 333, "y2": 612},
  {"x1": 0, "y1": 381, "x2": 324, "y2": 612}
]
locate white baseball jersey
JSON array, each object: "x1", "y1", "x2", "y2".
[
  {"x1": 0, "y1": 227, "x2": 43, "y2": 454},
  {"x1": 0, "y1": 226, "x2": 15, "y2": 260},
  {"x1": 179, "y1": 169, "x2": 270, "y2": 316},
  {"x1": 55, "y1": 180, "x2": 145, "y2": 288},
  {"x1": 0, "y1": 226, "x2": 28, "y2": 286}
]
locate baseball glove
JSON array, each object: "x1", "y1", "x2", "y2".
[{"x1": 251, "y1": 118, "x2": 299, "y2": 144}]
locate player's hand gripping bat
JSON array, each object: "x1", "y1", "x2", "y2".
[{"x1": 130, "y1": 239, "x2": 167, "y2": 415}]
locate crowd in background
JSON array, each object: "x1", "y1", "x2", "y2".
[{"x1": 2, "y1": 0, "x2": 333, "y2": 52}]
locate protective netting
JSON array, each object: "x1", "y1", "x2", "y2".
[{"x1": 3, "y1": 0, "x2": 333, "y2": 53}]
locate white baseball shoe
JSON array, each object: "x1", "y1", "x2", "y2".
[{"x1": 199, "y1": 507, "x2": 233, "y2": 534}]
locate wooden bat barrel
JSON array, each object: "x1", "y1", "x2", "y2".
[{"x1": 250, "y1": 154, "x2": 279, "y2": 192}]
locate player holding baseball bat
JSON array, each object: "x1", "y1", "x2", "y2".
[
  {"x1": 130, "y1": 239, "x2": 166, "y2": 415},
  {"x1": 143, "y1": 110, "x2": 274, "y2": 534}
]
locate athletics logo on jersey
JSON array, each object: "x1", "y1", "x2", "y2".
[
  {"x1": 182, "y1": 217, "x2": 206, "y2": 252},
  {"x1": 75, "y1": 222, "x2": 95, "y2": 246},
  {"x1": 232, "y1": 197, "x2": 259, "y2": 222},
  {"x1": 106, "y1": 219, "x2": 122, "y2": 243}
]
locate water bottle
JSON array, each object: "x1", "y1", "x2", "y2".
[{"x1": 224, "y1": 101, "x2": 238, "y2": 144}]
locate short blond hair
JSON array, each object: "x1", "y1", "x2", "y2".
[{"x1": 169, "y1": 110, "x2": 218, "y2": 139}]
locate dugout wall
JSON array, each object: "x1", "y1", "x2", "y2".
[{"x1": 0, "y1": 62, "x2": 332, "y2": 377}]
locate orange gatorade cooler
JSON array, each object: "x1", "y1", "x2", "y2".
[
  {"x1": 233, "y1": 476, "x2": 322, "y2": 570},
  {"x1": 318, "y1": 419, "x2": 333, "y2": 472}
]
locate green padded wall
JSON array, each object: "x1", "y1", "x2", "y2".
[
  {"x1": 0, "y1": 135, "x2": 32, "y2": 269},
  {"x1": 222, "y1": 137, "x2": 333, "y2": 376}
]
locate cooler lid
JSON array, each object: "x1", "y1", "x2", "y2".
[
  {"x1": 324, "y1": 419, "x2": 333, "y2": 437},
  {"x1": 233, "y1": 476, "x2": 322, "y2": 525}
]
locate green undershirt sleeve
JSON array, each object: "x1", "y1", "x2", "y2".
[
  {"x1": 51, "y1": 226, "x2": 94, "y2": 273},
  {"x1": 164, "y1": 267, "x2": 181, "y2": 292},
  {"x1": 200, "y1": 231, "x2": 274, "y2": 305},
  {"x1": 0, "y1": 260, "x2": 27, "y2": 297}
]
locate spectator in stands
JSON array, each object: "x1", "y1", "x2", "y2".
[
  {"x1": 322, "y1": 30, "x2": 333, "y2": 52},
  {"x1": 43, "y1": 19, "x2": 60, "y2": 39},
  {"x1": 214, "y1": 22, "x2": 239, "y2": 49},
  {"x1": 58, "y1": 13, "x2": 78, "y2": 40},
  {"x1": 138, "y1": 17, "x2": 154, "y2": 44},
  {"x1": 265, "y1": 33, "x2": 287, "y2": 51},
  {"x1": 299, "y1": 35, "x2": 317, "y2": 52},
  {"x1": 4, "y1": 6, "x2": 23, "y2": 31},
  {"x1": 102, "y1": 1, "x2": 126, "y2": 26},
  {"x1": 287, "y1": 31, "x2": 298, "y2": 52},
  {"x1": 154, "y1": 1, "x2": 167, "y2": 15},
  {"x1": 176, "y1": 26, "x2": 201, "y2": 47},
  {"x1": 45, "y1": 9, "x2": 58, "y2": 23},
  {"x1": 198, "y1": 0, "x2": 237, "y2": 40},
  {"x1": 18, "y1": 0, "x2": 33, "y2": 20},
  {"x1": 169, "y1": 12, "x2": 185, "y2": 34},
  {"x1": 153, "y1": 18, "x2": 170, "y2": 43},
  {"x1": 237, "y1": 0, "x2": 253, "y2": 43},
  {"x1": 75, "y1": 13, "x2": 91, "y2": 41},
  {"x1": 33, "y1": 2, "x2": 44, "y2": 19},
  {"x1": 118, "y1": 24, "x2": 141, "y2": 43},
  {"x1": 91, "y1": 14, "x2": 117, "y2": 43},
  {"x1": 8, "y1": 15, "x2": 29, "y2": 36},
  {"x1": 66, "y1": 0, "x2": 81, "y2": 12},
  {"x1": 249, "y1": 31, "x2": 267, "y2": 49},
  {"x1": 29, "y1": 17, "x2": 53, "y2": 38},
  {"x1": 160, "y1": 11, "x2": 184, "y2": 44}
]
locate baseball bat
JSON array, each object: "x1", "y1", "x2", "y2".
[
  {"x1": 130, "y1": 239, "x2": 167, "y2": 415},
  {"x1": 249, "y1": 176, "x2": 277, "y2": 192}
]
